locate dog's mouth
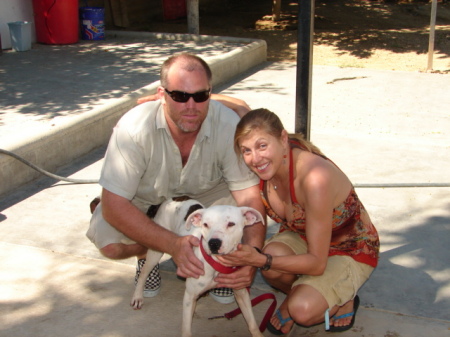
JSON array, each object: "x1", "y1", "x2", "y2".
[
  {"x1": 205, "y1": 238, "x2": 237, "y2": 255},
  {"x1": 209, "y1": 249, "x2": 227, "y2": 255}
]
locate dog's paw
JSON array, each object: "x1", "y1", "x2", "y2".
[{"x1": 130, "y1": 297, "x2": 144, "y2": 310}]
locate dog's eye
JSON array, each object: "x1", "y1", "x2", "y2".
[
  {"x1": 227, "y1": 222, "x2": 235, "y2": 228},
  {"x1": 203, "y1": 223, "x2": 209, "y2": 228}
]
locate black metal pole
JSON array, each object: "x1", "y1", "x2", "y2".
[{"x1": 295, "y1": 0, "x2": 315, "y2": 140}]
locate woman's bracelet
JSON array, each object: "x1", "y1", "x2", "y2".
[{"x1": 254, "y1": 247, "x2": 273, "y2": 271}]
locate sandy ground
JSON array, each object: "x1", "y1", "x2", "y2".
[{"x1": 130, "y1": 0, "x2": 450, "y2": 73}]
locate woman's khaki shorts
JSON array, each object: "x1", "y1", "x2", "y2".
[{"x1": 265, "y1": 231, "x2": 374, "y2": 308}]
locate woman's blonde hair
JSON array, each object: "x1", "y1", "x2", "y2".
[{"x1": 234, "y1": 108, "x2": 324, "y2": 156}]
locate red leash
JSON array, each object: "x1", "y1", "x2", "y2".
[
  {"x1": 210, "y1": 291, "x2": 277, "y2": 333},
  {"x1": 200, "y1": 237, "x2": 277, "y2": 332}
]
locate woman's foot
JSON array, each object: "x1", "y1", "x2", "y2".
[
  {"x1": 329, "y1": 295, "x2": 360, "y2": 332},
  {"x1": 266, "y1": 301, "x2": 295, "y2": 335}
]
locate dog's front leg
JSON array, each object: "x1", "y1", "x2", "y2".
[
  {"x1": 130, "y1": 250, "x2": 163, "y2": 310},
  {"x1": 233, "y1": 288, "x2": 264, "y2": 337},
  {"x1": 181, "y1": 289, "x2": 198, "y2": 337}
]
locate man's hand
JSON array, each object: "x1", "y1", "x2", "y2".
[
  {"x1": 214, "y1": 265, "x2": 257, "y2": 290},
  {"x1": 171, "y1": 235, "x2": 205, "y2": 279}
]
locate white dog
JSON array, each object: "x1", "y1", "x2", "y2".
[{"x1": 130, "y1": 198, "x2": 265, "y2": 337}]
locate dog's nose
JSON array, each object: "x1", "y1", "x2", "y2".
[{"x1": 208, "y1": 238, "x2": 222, "y2": 254}]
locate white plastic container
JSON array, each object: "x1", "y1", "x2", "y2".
[{"x1": 8, "y1": 21, "x2": 32, "y2": 52}]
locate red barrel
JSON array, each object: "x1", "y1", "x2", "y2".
[
  {"x1": 33, "y1": 0, "x2": 79, "y2": 44},
  {"x1": 162, "y1": 0, "x2": 187, "y2": 21}
]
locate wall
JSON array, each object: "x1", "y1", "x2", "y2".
[{"x1": 0, "y1": 0, "x2": 35, "y2": 50}]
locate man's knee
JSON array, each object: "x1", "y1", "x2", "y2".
[
  {"x1": 100, "y1": 243, "x2": 124, "y2": 260},
  {"x1": 100, "y1": 242, "x2": 147, "y2": 260}
]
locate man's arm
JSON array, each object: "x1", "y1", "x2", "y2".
[
  {"x1": 137, "y1": 93, "x2": 158, "y2": 105},
  {"x1": 101, "y1": 189, "x2": 205, "y2": 278},
  {"x1": 211, "y1": 94, "x2": 251, "y2": 118}
]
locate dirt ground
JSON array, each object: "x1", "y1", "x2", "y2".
[{"x1": 138, "y1": 0, "x2": 450, "y2": 73}]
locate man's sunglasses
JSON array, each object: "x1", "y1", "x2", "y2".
[{"x1": 164, "y1": 88, "x2": 211, "y2": 103}]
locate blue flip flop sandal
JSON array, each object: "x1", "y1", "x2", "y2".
[
  {"x1": 266, "y1": 309, "x2": 293, "y2": 335},
  {"x1": 327, "y1": 295, "x2": 360, "y2": 333}
]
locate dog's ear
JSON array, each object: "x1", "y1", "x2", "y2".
[
  {"x1": 184, "y1": 203, "x2": 204, "y2": 221},
  {"x1": 240, "y1": 207, "x2": 265, "y2": 227},
  {"x1": 185, "y1": 209, "x2": 205, "y2": 229}
]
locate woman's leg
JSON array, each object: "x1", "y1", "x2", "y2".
[
  {"x1": 261, "y1": 241, "x2": 298, "y2": 333},
  {"x1": 262, "y1": 241, "x2": 363, "y2": 332},
  {"x1": 288, "y1": 284, "x2": 330, "y2": 326},
  {"x1": 289, "y1": 285, "x2": 357, "y2": 328},
  {"x1": 262, "y1": 241, "x2": 298, "y2": 293},
  {"x1": 290, "y1": 255, "x2": 371, "y2": 330},
  {"x1": 329, "y1": 298, "x2": 357, "y2": 328},
  {"x1": 263, "y1": 282, "x2": 331, "y2": 333}
]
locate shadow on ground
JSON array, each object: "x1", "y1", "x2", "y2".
[
  {"x1": 145, "y1": 0, "x2": 450, "y2": 63},
  {"x1": 0, "y1": 36, "x2": 243, "y2": 125},
  {"x1": 362, "y1": 196, "x2": 450, "y2": 320}
]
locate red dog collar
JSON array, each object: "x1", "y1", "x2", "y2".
[{"x1": 200, "y1": 237, "x2": 241, "y2": 274}]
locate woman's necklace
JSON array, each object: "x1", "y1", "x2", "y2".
[
  {"x1": 271, "y1": 178, "x2": 280, "y2": 191},
  {"x1": 271, "y1": 152, "x2": 288, "y2": 191}
]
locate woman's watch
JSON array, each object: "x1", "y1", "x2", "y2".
[{"x1": 254, "y1": 247, "x2": 273, "y2": 271}]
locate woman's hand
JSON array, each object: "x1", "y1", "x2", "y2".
[
  {"x1": 214, "y1": 244, "x2": 266, "y2": 289},
  {"x1": 217, "y1": 244, "x2": 265, "y2": 268},
  {"x1": 211, "y1": 94, "x2": 251, "y2": 118}
]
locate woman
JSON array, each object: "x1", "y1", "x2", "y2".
[{"x1": 219, "y1": 108, "x2": 379, "y2": 334}]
